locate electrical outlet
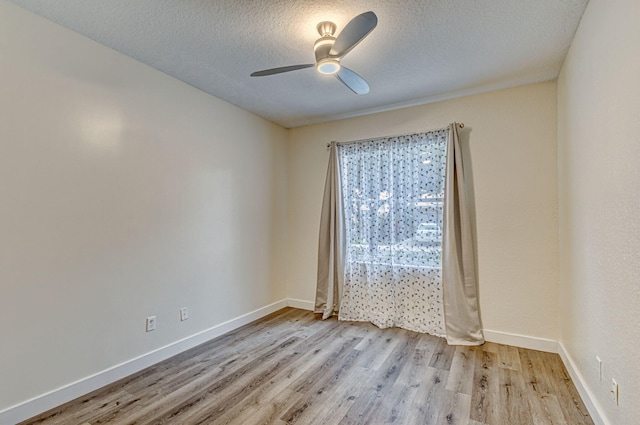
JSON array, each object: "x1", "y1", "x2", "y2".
[
  {"x1": 611, "y1": 379, "x2": 619, "y2": 405},
  {"x1": 146, "y1": 316, "x2": 156, "y2": 332},
  {"x1": 180, "y1": 307, "x2": 189, "y2": 321},
  {"x1": 596, "y1": 356, "x2": 602, "y2": 381}
]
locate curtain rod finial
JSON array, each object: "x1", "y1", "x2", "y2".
[{"x1": 459, "y1": 123, "x2": 464, "y2": 129}]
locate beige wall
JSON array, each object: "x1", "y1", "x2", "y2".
[
  {"x1": 557, "y1": 0, "x2": 640, "y2": 423},
  {"x1": 287, "y1": 81, "x2": 559, "y2": 341},
  {"x1": 0, "y1": 0, "x2": 287, "y2": 412}
]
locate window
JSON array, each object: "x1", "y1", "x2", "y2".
[{"x1": 339, "y1": 130, "x2": 447, "y2": 269}]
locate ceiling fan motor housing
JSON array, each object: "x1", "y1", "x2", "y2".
[
  {"x1": 314, "y1": 22, "x2": 339, "y2": 74},
  {"x1": 314, "y1": 36, "x2": 336, "y2": 62}
]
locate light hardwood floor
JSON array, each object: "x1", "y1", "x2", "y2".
[{"x1": 21, "y1": 308, "x2": 593, "y2": 425}]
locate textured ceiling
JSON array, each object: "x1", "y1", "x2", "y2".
[{"x1": 8, "y1": 0, "x2": 589, "y2": 128}]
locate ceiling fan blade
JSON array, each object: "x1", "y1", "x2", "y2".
[
  {"x1": 250, "y1": 64, "x2": 314, "y2": 77},
  {"x1": 336, "y1": 66, "x2": 369, "y2": 95},
  {"x1": 330, "y1": 11, "x2": 377, "y2": 58}
]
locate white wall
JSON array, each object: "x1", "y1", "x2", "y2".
[
  {"x1": 557, "y1": 0, "x2": 640, "y2": 423},
  {"x1": 0, "y1": 0, "x2": 287, "y2": 414},
  {"x1": 287, "y1": 82, "x2": 559, "y2": 342}
]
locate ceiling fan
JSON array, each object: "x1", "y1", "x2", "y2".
[{"x1": 250, "y1": 11, "x2": 378, "y2": 95}]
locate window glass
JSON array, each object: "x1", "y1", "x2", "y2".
[{"x1": 339, "y1": 130, "x2": 447, "y2": 268}]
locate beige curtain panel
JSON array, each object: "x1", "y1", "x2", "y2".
[
  {"x1": 314, "y1": 141, "x2": 345, "y2": 319},
  {"x1": 442, "y1": 123, "x2": 484, "y2": 345}
]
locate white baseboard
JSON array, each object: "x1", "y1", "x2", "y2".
[
  {"x1": 283, "y1": 300, "x2": 561, "y2": 354},
  {"x1": 0, "y1": 299, "x2": 289, "y2": 425},
  {"x1": 286, "y1": 298, "x2": 314, "y2": 311},
  {"x1": 482, "y1": 329, "x2": 558, "y2": 353},
  {"x1": 558, "y1": 341, "x2": 609, "y2": 425}
]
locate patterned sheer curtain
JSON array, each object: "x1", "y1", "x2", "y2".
[{"x1": 337, "y1": 130, "x2": 448, "y2": 336}]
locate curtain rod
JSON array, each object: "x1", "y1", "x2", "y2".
[{"x1": 326, "y1": 123, "x2": 464, "y2": 149}]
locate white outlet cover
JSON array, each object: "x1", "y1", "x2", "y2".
[
  {"x1": 611, "y1": 379, "x2": 618, "y2": 405},
  {"x1": 146, "y1": 316, "x2": 156, "y2": 332},
  {"x1": 180, "y1": 307, "x2": 189, "y2": 321}
]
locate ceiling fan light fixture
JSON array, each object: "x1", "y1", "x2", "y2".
[{"x1": 317, "y1": 58, "x2": 341, "y2": 75}]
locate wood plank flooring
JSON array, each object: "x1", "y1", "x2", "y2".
[{"x1": 20, "y1": 308, "x2": 594, "y2": 425}]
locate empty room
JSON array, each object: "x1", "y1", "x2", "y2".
[{"x1": 1, "y1": 0, "x2": 638, "y2": 424}]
